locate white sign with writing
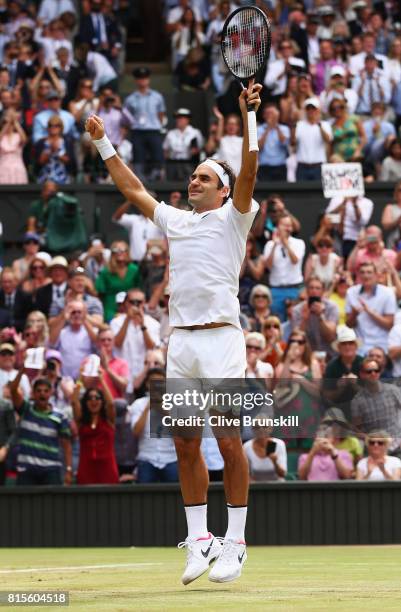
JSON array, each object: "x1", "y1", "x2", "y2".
[{"x1": 322, "y1": 163, "x2": 364, "y2": 198}]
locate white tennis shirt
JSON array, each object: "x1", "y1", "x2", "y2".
[{"x1": 153, "y1": 198, "x2": 259, "y2": 328}]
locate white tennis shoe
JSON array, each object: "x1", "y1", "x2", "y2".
[
  {"x1": 208, "y1": 539, "x2": 247, "y2": 583},
  {"x1": 178, "y1": 532, "x2": 223, "y2": 585}
]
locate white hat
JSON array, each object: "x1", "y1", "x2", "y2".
[
  {"x1": 49, "y1": 255, "x2": 68, "y2": 269},
  {"x1": 115, "y1": 291, "x2": 126, "y2": 304},
  {"x1": 34, "y1": 251, "x2": 52, "y2": 266},
  {"x1": 330, "y1": 65, "x2": 346, "y2": 77},
  {"x1": 304, "y1": 97, "x2": 320, "y2": 109},
  {"x1": 331, "y1": 325, "x2": 362, "y2": 351}
]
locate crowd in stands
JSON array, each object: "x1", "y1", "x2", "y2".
[{"x1": 2, "y1": 0, "x2": 401, "y2": 487}]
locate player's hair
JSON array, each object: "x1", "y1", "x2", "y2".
[{"x1": 213, "y1": 159, "x2": 236, "y2": 204}]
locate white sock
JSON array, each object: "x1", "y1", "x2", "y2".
[
  {"x1": 225, "y1": 505, "x2": 247, "y2": 542},
  {"x1": 184, "y1": 504, "x2": 209, "y2": 540}
]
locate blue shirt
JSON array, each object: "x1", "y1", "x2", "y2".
[
  {"x1": 123, "y1": 89, "x2": 166, "y2": 131},
  {"x1": 257, "y1": 123, "x2": 290, "y2": 166},
  {"x1": 32, "y1": 109, "x2": 79, "y2": 143},
  {"x1": 363, "y1": 119, "x2": 396, "y2": 145},
  {"x1": 352, "y1": 72, "x2": 391, "y2": 114},
  {"x1": 16, "y1": 400, "x2": 71, "y2": 472}
]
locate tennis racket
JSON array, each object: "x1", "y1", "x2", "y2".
[{"x1": 221, "y1": 6, "x2": 271, "y2": 152}]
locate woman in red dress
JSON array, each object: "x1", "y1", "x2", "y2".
[{"x1": 72, "y1": 373, "x2": 119, "y2": 484}]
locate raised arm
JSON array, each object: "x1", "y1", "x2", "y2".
[
  {"x1": 233, "y1": 81, "x2": 262, "y2": 214},
  {"x1": 85, "y1": 115, "x2": 158, "y2": 220}
]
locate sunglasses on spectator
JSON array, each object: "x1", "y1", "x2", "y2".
[
  {"x1": 289, "y1": 338, "x2": 306, "y2": 345},
  {"x1": 362, "y1": 368, "x2": 380, "y2": 374},
  {"x1": 246, "y1": 345, "x2": 261, "y2": 350},
  {"x1": 317, "y1": 242, "x2": 331, "y2": 248},
  {"x1": 112, "y1": 248, "x2": 128, "y2": 254},
  {"x1": 32, "y1": 264, "x2": 45, "y2": 270},
  {"x1": 368, "y1": 440, "x2": 385, "y2": 446},
  {"x1": 265, "y1": 323, "x2": 280, "y2": 329},
  {"x1": 0, "y1": 350, "x2": 13, "y2": 356},
  {"x1": 70, "y1": 310, "x2": 83, "y2": 315},
  {"x1": 88, "y1": 393, "x2": 102, "y2": 400},
  {"x1": 129, "y1": 299, "x2": 144, "y2": 306},
  {"x1": 254, "y1": 294, "x2": 268, "y2": 299}
]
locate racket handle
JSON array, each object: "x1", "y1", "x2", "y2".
[{"x1": 247, "y1": 109, "x2": 258, "y2": 152}]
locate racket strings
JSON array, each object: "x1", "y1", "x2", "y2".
[{"x1": 223, "y1": 8, "x2": 269, "y2": 79}]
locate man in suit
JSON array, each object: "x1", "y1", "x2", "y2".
[
  {"x1": 0, "y1": 268, "x2": 32, "y2": 332},
  {"x1": 34, "y1": 256, "x2": 69, "y2": 318},
  {"x1": 78, "y1": 0, "x2": 122, "y2": 68}
]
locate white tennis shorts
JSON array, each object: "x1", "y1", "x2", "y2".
[{"x1": 167, "y1": 325, "x2": 246, "y2": 379}]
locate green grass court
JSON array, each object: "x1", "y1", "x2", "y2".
[{"x1": 1, "y1": 546, "x2": 401, "y2": 611}]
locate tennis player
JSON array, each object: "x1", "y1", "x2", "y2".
[{"x1": 86, "y1": 81, "x2": 262, "y2": 584}]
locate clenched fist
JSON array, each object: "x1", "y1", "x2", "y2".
[{"x1": 85, "y1": 115, "x2": 105, "y2": 140}]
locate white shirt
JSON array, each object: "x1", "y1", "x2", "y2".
[
  {"x1": 319, "y1": 88, "x2": 358, "y2": 115},
  {"x1": 295, "y1": 120, "x2": 332, "y2": 164},
  {"x1": 167, "y1": 5, "x2": 201, "y2": 23},
  {"x1": 357, "y1": 456, "x2": 401, "y2": 481},
  {"x1": 35, "y1": 33, "x2": 73, "y2": 65},
  {"x1": 243, "y1": 437, "x2": 287, "y2": 481},
  {"x1": 326, "y1": 196, "x2": 373, "y2": 241},
  {"x1": 110, "y1": 313, "x2": 161, "y2": 388},
  {"x1": 0, "y1": 368, "x2": 30, "y2": 399},
  {"x1": 246, "y1": 360, "x2": 274, "y2": 380},
  {"x1": 216, "y1": 135, "x2": 243, "y2": 176},
  {"x1": 86, "y1": 51, "x2": 117, "y2": 91},
  {"x1": 153, "y1": 199, "x2": 259, "y2": 328},
  {"x1": 115, "y1": 213, "x2": 164, "y2": 262},
  {"x1": 388, "y1": 323, "x2": 401, "y2": 377},
  {"x1": 349, "y1": 51, "x2": 389, "y2": 78},
  {"x1": 163, "y1": 125, "x2": 204, "y2": 160},
  {"x1": 264, "y1": 57, "x2": 306, "y2": 96},
  {"x1": 345, "y1": 283, "x2": 397, "y2": 352},
  {"x1": 130, "y1": 396, "x2": 177, "y2": 469},
  {"x1": 263, "y1": 237, "x2": 305, "y2": 286},
  {"x1": 38, "y1": 0, "x2": 76, "y2": 23}
]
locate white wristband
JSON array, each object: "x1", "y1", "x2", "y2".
[{"x1": 93, "y1": 135, "x2": 116, "y2": 161}]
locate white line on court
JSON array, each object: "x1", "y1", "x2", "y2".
[{"x1": 0, "y1": 562, "x2": 163, "y2": 574}]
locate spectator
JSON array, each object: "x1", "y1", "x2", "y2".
[
  {"x1": 49, "y1": 300, "x2": 98, "y2": 380},
  {"x1": 298, "y1": 432, "x2": 353, "y2": 481},
  {"x1": 38, "y1": 0, "x2": 76, "y2": 25},
  {"x1": 349, "y1": 31, "x2": 389, "y2": 77},
  {"x1": 110, "y1": 289, "x2": 160, "y2": 392},
  {"x1": 34, "y1": 255, "x2": 69, "y2": 318},
  {"x1": 78, "y1": 0, "x2": 122, "y2": 66},
  {"x1": 41, "y1": 349, "x2": 74, "y2": 418},
  {"x1": 133, "y1": 348, "x2": 166, "y2": 399},
  {"x1": 174, "y1": 46, "x2": 211, "y2": 92},
  {"x1": 290, "y1": 11, "x2": 320, "y2": 68},
  {"x1": 142, "y1": 244, "x2": 167, "y2": 301},
  {"x1": 25, "y1": 310, "x2": 49, "y2": 347},
  {"x1": 243, "y1": 427, "x2": 287, "y2": 481},
  {"x1": 264, "y1": 215, "x2": 305, "y2": 321},
  {"x1": 36, "y1": 18, "x2": 73, "y2": 66},
  {"x1": 312, "y1": 39, "x2": 339, "y2": 95},
  {"x1": 0, "y1": 268, "x2": 32, "y2": 331},
  {"x1": 32, "y1": 89, "x2": 78, "y2": 144},
  {"x1": 94, "y1": 327, "x2": 129, "y2": 399},
  {"x1": 112, "y1": 201, "x2": 165, "y2": 263},
  {"x1": 363, "y1": 101, "x2": 396, "y2": 173},
  {"x1": 247, "y1": 284, "x2": 272, "y2": 332},
  {"x1": 170, "y1": 6, "x2": 205, "y2": 70},
  {"x1": 212, "y1": 107, "x2": 243, "y2": 177},
  {"x1": 49, "y1": 266, "x2": 103, "y2": 327},
  {"x1": 316, "y1": 5, "x2": 336, "y2": 40},
  {"x1": 70, "y1": 40, "x2": 118, "y2": 96},
  {"x1": 0, "y1": 342, "x2": 30, "y2": 399},
  {"x1": 329, "y1": 97, "x2": 366, "y2": 162},
  {"x1": 279, "y1": 73, "x2": 313, "y2": 127},
  {"x1": 72, "y1": 378, "x2": 119, "y2": 485},
  {"x1": 123, "y1": 67, "x2": 166, "y2": 181},
  {"x1": 264, "y1": 38, "x2": 306, "y2": 98},
  {"x1": 68, "y1": 78, "x2": 99, "y2": 134},
  {"x1": 79, "y1": 236, "x2": 110, "y2": 283},
  {"x1": 245, "y1": 332, "x2": 274, "y2": 384},
  {"x1": 130, "y1": 367, "x2": 178, "y2": 484},
  {"x1": 388, "y1": 37, "x2": 401, "y2": 87},
  {"x1": 380, "y1": 138, "x2": 401, "y2": 182},
  {"x1": 260, "y1": 317, "x2": 285, "y2": 369},
  {"x1": 347, "y1": 226, "x2": 397, "y2": 281},
  {"x1": 239, "y1": 235, "x2": 265, "y2": 308},
  {"x1": 351, "y1": 358, "x2": 401, "y2": 454},
  {"x1": 293, "y1": 97, "x2": 332, "y2": 181},
  {"x1": 95, "y1": 240, "x2": 141, "y2": 321},
  {"x1": 257, "y1": 103, "x2": 290, "y2": 181},
  {"x1": 35, "y1": 116, "x2": 76, "y2": 184},
  {"x1": 321, "y1": 408, "x2": 363, "y2": 469},
  {"x1": 0, "y1": 108, "x2": 28, "y2": 184},
  {"x1": 329, "y1": 273, "x2": 353, "y2": 326},
  {"x1": 0, "y1": 394, "x2": 16, "y2": 485},
  {"x1": 10, "y1": 372, "x2": 72, "y2": 486},
  {"x1": 204, "y1": 0, "x2": 230, "y2": 95},
  {"x1": 322, "y1": 325, "x2": 363, "y2": 418},
  {"x1": 325, "y1": 194, "x2": 373, "y2": 260},
  {"x1": 356, "y1": 431, "x2": 401, "y2": 481},
  {"x1": 304, "y1": 236, "x2": 342, "y2": 290},
  {"x1": 21, "y1": 253, "x2": 51, "y2": 296},
  {"x1": 352, "y1": 54, "x2": 391, "y2": 115},
  {"x1": 11, "y1": 232, "x2": 41, "y2": 283},
  {"x1": 319, "y1": 65, "x2": 358, "y2": 115},
  {"x1": 366, "y1": 346, "x2": 393, "y2": 380},
  {"x1": 26, "y1": 180, "x2": 58, "y2": 235},
  {"x1": 292, "y1": 276, "x2": 339, "y2": 356},
  {"x1": 253, "y1": 195, "x2": 301, "y2": 245},
  {"x1": 346, "y1": 262, "x2": 396, "y2": 353},
  {"x1": 163, "y1": 108, "x2": 203, "y2": 180},
  {"x1": 381, "y1": 181, "x2": 401, "y2": 248}
]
